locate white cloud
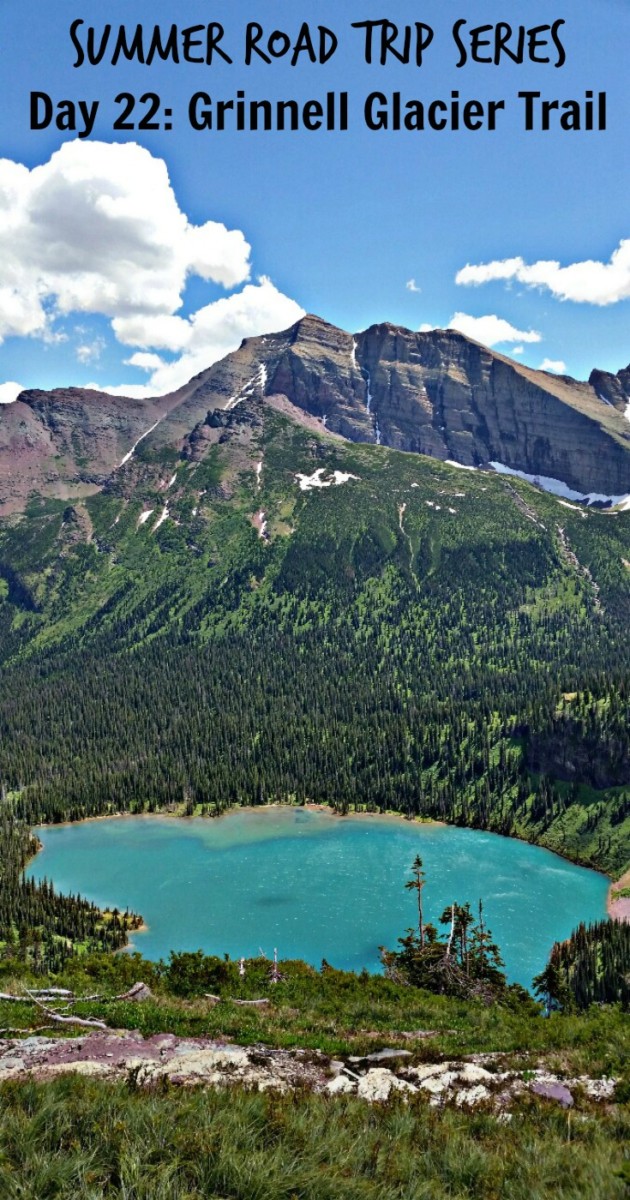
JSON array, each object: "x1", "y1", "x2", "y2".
[
  {"x1": 113, "y1": 313, "x2": 191, "y2": 351},
  {"x1": 0, "y1": 140, "x2": 250, "y2": 344},
  {"x1": 125, "y1": 351, "x2": 165, "y2": 372},
  {"x1": 0, "y1": 381, "x2": 24, "y2": 404},
  {"x1": 512, "y1": 346, "x2": 524, "y2": 355},
  {"x1": 539, "y1": 358, "x2": 567, "y2": 374},
  {"x1": 86, "y1": 380, "x2": 156, "y2": 399},
  {"x1": 406, "y1": 278, "x2": 421, "y2": 293},
  {"x1": 456, "y1": 240, "x2": 630, "y2": 306},
  {"x1": 421, "y1": 312, "x2": 541, "y2": 347},
  {"x1": 449, "y1": 312, "x2": 541, "y2": 345},
  {"x1": 0, "y1": 140, "x2": 304, "y2": 396},
  {"x1": 76, "y1": 337, "x2": 105, "y2": 364}
]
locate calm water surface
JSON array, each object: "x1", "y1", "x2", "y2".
[{"x1": 26, "y1": 809, "x2": 609, "y2": 987}]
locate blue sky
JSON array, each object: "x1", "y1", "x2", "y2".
[{"x1": 0, "y1": 0, "x2": 629, "y2": 399}]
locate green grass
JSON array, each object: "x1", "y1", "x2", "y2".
[
  {"x1": 1, "y1": 951, "x2": 628, "y2": 1199},
  {"x1": 0, "y1": 1074, "x2": 627, "y2": 1200}
]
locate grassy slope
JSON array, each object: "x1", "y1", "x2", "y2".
[
  {"x1": 0, "y1": 950, "x2": 626, "y2": 1067},
  {"x1": 0, "y1": 952, "x2": 629, "y2": 1200},
  {"x1": 0, "y1": 1074, "x2": 628, "y2": 1200}
]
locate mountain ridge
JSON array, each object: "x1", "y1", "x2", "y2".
[{"x1": 2, "y1": 314, "x2": 630, "y2": 513}]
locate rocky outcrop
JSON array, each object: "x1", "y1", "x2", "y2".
[
  {"x1": 264, "y1": 315, "x2": 371, "y2": 442},
  {"x1": 0, "y1": 1031, "x2": 617, "y2": 1110},
  {"x1": 589, "y1": 362, "x2": 630, "y2": 415},
  {"x1": 183, "y1": 399, "x2": 262, "y2": 463},
  {"x1": 0, "y1": 387, "x2": 173, "y2": 514}
]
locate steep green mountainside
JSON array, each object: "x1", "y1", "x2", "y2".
[{"x1": 0, "y1": 396, "x2": 628, "y2": 873}]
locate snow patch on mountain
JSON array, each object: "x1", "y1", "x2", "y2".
[
  {"x1": 445, "y1": 459, "x2": 476, "y2": 471},
  {"x1": 489, "y1": 462, "x2": 630, "y2": 508},
  {"x1": 152, "y1": 505, "x2": 169, "y2": 531},
  {"x1": 295, "y1": 468, "x2": 359, "y2": 491},
  {"x1": 119, "y1": 419, "x2": 160, "y2": 467}
]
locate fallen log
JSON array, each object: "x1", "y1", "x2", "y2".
[
  {"x1": 1, "y1": 982, "x2": 153, "y2": 1006},
  {"x1": 0, "y1": 990, "x2": 75, "y2": 1003},
  {"x1": 24, "y1": 988, "x2": 109, "y2": 1031},
  {"x1": 38, "y1": 1011, "x2": 109, "y2": 1031},
  {"x1": 203, "y1": 995, "x2": 270, "y2": 1007}
]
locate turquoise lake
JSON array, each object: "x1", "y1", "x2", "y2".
[{"x1": 26, "y1": 808, "x2": 610, "y2": 988}]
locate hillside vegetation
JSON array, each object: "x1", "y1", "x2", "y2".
[{"x1": 0, "y1": 943, "x2": 629, "y2": 1199}]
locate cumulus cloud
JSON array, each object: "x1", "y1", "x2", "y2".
[
  {"x1": 539, "y1": 358, "x2": 567, "y2": 374},
  {"x1": 113, "y1": 313, "x2": 191, "y2": 352},
  {"x1": 0, "y1": 141, "x2": 250, "y2": 344},
  {"x1": 456, "y1": 240, "x2": 630, "y2": 306},
  {"x1": 0, "y1": 381, "x2": 24, "y2": 404},
  {"x1": 420, "y1": 312, "x2": 541, "y2": 348},
  {"x1": 448, "y1": 312, "x2": 541, "y2": 346},
  {"x1": 0, "y1": 140, "x2": 304, "y2": 394},
  {"x1": 406, "y1": 278, "x2": 421, "y2": 293},
  {"x1": 125, "y1": 351, "x2": 165, "y2": 372},
  {"x1": 85, "y1": 380, "x2": 156, "y2": 400}
]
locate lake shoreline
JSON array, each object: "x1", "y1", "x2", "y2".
[
  {"x1": 30, "y1": 802, "x2": 445, "y2": 832},
  {"x1": 28, "y1": 801, "x2": 621, "y2": 949},
  {"x1": 25, "y1": 805, "x2": 611, "y2": 985},
  {"x1": 29, "y1": 798, "x2": 615, "y2": 880}
]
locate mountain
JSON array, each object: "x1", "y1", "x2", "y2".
[
  {"x1": 0, "y1": 313, "x2": 628, "y2": 878},
  {"x1": 1, "y1": 315, "x2": 630, "y2": 516}
]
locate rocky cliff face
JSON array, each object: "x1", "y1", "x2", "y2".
[
  {"x1": 157, "y1": 315, "x2": 630, "y2": 498},
  {"x1": 1, "y1": 314, "x2": 629, "y2": 512},
  {"x1": 589, "y1": 361, "x2": 630, "y2": 416},
  {"x1": 353, "y1": 324, "x2": 630, "y2": 495},
  {"x1": 250, "y1": 318, "x2": 630, "y2": 496},
  {"x1": 0, "y1": 387, "x2": 175, "y2": 513}
]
